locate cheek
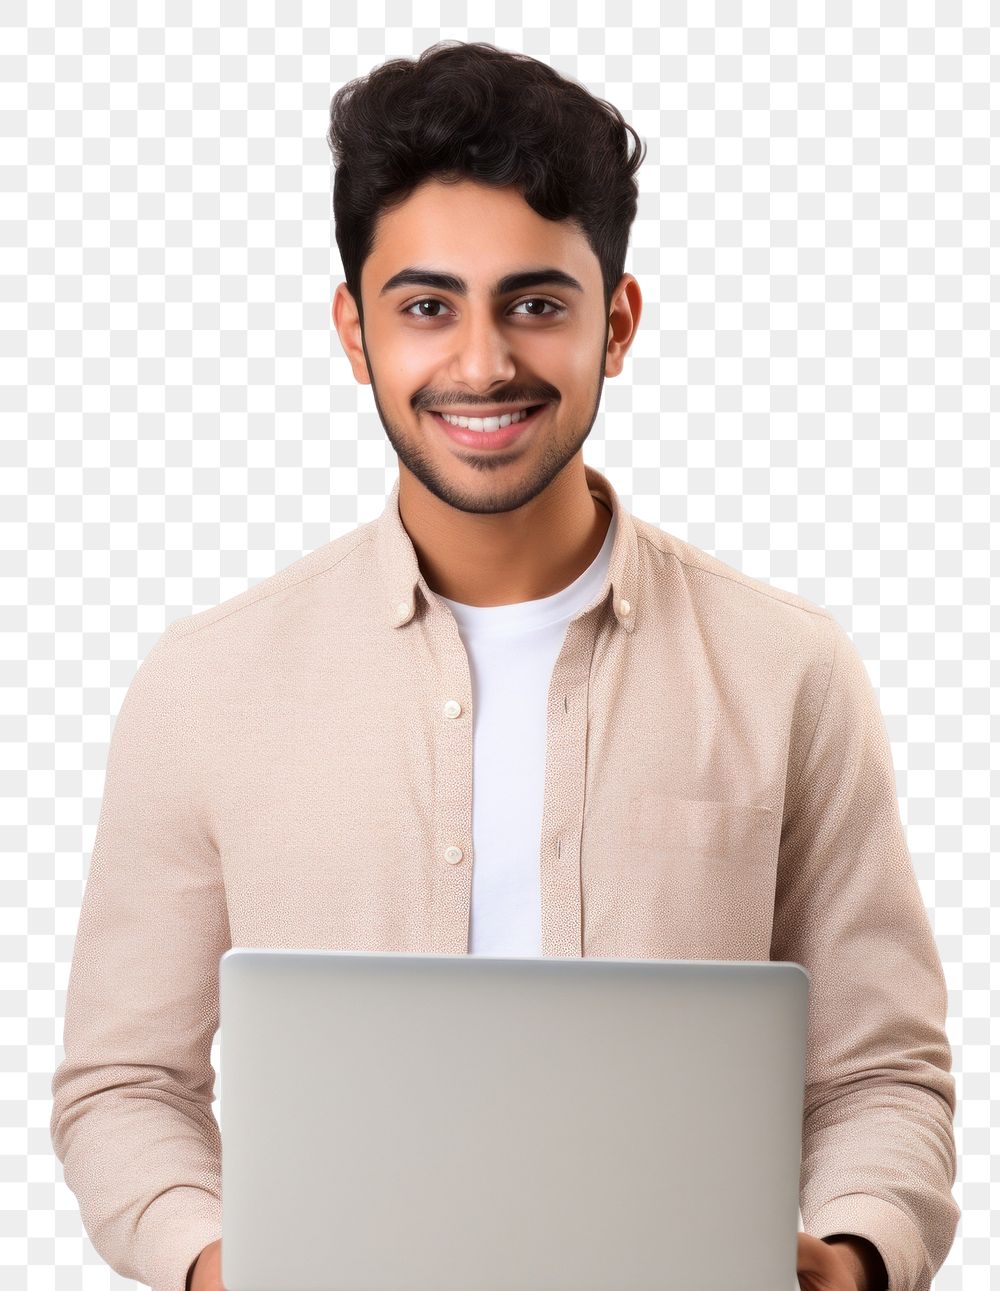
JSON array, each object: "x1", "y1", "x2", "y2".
[
  {"x1": 549, "y1": 345, "x2": 599, "y2": 397},
  {"x1": 497, "y1": 335, "x2": 590, "y2": 397},
  {"x1": 367, "y1": 333, "x2": 436, "y2": 395},
  {"x1": 534, "y1": 326, "x2": 599, "y2": 372}
]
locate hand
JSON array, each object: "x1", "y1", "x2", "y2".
[
  {"x1": 188, "y1": 1237, "x2": 224, "y2": 1291},
  {"x1": 796, "y1": 1232, "x2": 883, "y2": 1291}
]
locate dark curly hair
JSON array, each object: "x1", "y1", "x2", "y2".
[{"x1": 326, "y1": 41, "x2": 646, "y2": 328}]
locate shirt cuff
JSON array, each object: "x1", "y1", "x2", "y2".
[
  {"x1": 808, "y1": 1193, "x2": 927, "y2": 1291},
  {"x1": 133, "y1": 1185, "x2": 222, "y2": 1291}
]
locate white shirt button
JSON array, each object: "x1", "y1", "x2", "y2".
[
  {"x1": 619, "y1": 598, "x2": 631, "y2": 616},
  {"x1": 444, "y1": 846, "x2": 464, "y2": 865},
  {"x1": 443, "y1": 699, "x2": 462, "y2": 719}
]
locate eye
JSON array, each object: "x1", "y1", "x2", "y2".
[
  {"x1": 511, "y1": 298, "x2": 562, "y2": 317},
  {"x1": 401, "y1": 297, "x2": 564, "y2": 320}
]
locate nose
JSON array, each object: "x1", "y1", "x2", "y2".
[{"x1": 445, "y1": 306, "x2": 518, "y2": 394}]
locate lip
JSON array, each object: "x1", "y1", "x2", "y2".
[{"x1": 428, "y1": 403, "x2": 548, "y2": 450}]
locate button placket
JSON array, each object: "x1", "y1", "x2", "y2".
[
  {"x1": 442, "y1": 698, "x2": 466, "y2": 865},
  {"x1": 430, "y1": 616, "x2": 476, "y2": 953}
]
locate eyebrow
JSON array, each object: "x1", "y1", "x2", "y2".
[{"x1": 379, "y1": 266, "x2": 585, "y2": 298}]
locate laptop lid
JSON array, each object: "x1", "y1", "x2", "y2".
[{"x1": 219, "y1": 950, "x2": 809, "y2": 1291}]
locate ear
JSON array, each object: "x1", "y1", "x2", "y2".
[
  {"x1": 605, "y1": 273, "x2": 642, "y2": 379},
  {"x1": 332, "y1": 282, "x2": 372, "y2": 387}
]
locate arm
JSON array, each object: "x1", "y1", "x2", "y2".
[
  {"x1": 50, "y1": 630, "x2": 228, "y2": 1291},
  {"x1": 772, "y1": 617, "x2": 960, "y2": 1291}
]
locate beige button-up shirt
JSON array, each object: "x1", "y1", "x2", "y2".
[{"x1": 50, "y1": 463, "x2": 959, "y2": 1291}]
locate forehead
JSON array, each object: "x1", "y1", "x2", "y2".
[{"x1": 363, "y1": 177, "x2": 599, "y2": 294}]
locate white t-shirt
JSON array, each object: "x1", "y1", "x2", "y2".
[{"x1": 435, "y1": 506, "x2": 617, "y2": 956}]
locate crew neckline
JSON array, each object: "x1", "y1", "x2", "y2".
[{"x1": 435, "y1": 505, "x2": 618, "y2": 637}]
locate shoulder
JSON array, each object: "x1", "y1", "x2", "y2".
[
  {"x1": 158, "y1": 520, "x2": 379, "y2": 654},
  {"x1": 632, "y1": 516, "x2": 839, "y2": 671}
]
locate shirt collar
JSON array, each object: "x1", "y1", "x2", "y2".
[{"x1": 376, "y1": 463, "x2": 640, "y2": 635}]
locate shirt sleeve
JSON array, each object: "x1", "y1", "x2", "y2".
[
  {"x1": 772, "y1": 616, "x2": 960, "y2": 1291},
  {"x1": 50, "y1": 628, "x2": 229, "y2": 1291}
]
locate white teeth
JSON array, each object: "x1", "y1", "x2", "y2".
[{"x1": 438, "y1": 405, "x2": 535, "y2": 431}]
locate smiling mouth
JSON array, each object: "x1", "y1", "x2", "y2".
[{"x1": 428, "y1": 403, "x2": 547, "y2": 429}]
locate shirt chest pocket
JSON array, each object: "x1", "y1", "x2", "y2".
[
  {"x1": 622, "y1": 793, "x2": 780, "y2": 956},
  {"x1": 626, "y1": 793, "x2": 779, "y2": 866}
]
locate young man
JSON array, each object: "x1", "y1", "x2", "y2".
[{"x1": 51, "y1": 41, "x2": 956, "y2": 1291}]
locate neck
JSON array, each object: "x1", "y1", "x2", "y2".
[{"x1": 397, "y1": 457, "x2": 612, "y2": 607}]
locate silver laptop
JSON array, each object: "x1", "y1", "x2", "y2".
[{"x1": 219, "y1": 950, "x2": 809, "y2": 1291}]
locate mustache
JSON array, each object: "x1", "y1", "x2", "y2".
[{"x1": 417, "y1": 394, "x2": 554, "y2": 411}]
